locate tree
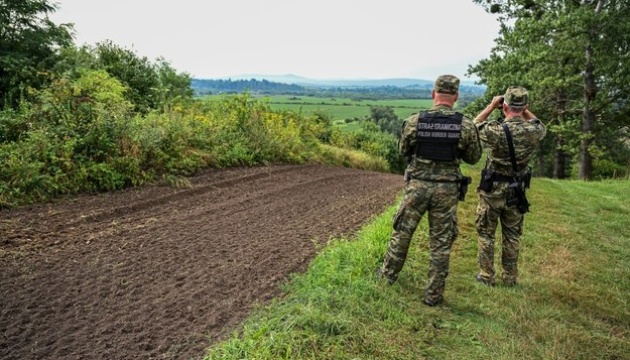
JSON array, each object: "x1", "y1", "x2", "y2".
[
  {"x1": 53, "y1": 42, "x2": 193, "y2": 114},
  {"x1": 154, "y1": 57, "x2": 193, "y2": 104},
  {"x1": 369, "y1": 105, "x2": 401, "y2": 136},
  {"x1": 469, "y1": 0, "x2": 630, "y2": 179},
  {"x1": 0, "y1": 0, "x2": 73, "y2": 108},
  {"x1": 90, "y1": 40, "x2": 161, "y2": 114}
]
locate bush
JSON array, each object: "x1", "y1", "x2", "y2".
[{"x1": 0, "y1": 91, "x2": 393, "y2": 208}]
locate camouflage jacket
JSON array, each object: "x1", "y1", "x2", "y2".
[
  {"x1": 400, "y1": 105, "x2": 482, "y2": 182},
  {"x1": 477, "y1": 116, "x2": 547, "y2": 175}
]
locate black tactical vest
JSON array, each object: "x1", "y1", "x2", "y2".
[{"x1": 415, "y1": 111, "x2": 463, "y2": 161}]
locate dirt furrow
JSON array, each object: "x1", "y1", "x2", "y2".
[{"x1": 0, "y1": 164, "x2": 402, "y2": 360}]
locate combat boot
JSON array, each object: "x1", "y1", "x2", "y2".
[
  {"x1": 502, "y1": 275, "x2": 517, "y2": 287},
  {"x1": 475, "y1": 273, "x2": 495, "y2": 286},
  {"x1": 375, "y1": 268, "x2": 396, "y2": 285},
  {"x1": 422, "y1": 296, "x2": 444, "y2": 307}
]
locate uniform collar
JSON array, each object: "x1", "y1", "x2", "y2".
[
  {"x1": 505, "y1": 115, "x2": 526, "y2": 122},
  {"x1": 431, "y1": 104, "x2": 454, "y2": 111}
]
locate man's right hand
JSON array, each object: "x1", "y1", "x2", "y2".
[
  {"x1": 475, "y1": 95, "x2": 505, "y2": 123},
  {"x1": 491, "y1": 96, "x2": 504, "y2": 109}
]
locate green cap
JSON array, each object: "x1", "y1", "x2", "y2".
[
  {"x1": 504, "y1": 86, "x2": 529, "y2": 106},
  {"x1": 434, "y1": 75, "x2": 460, "y2": 94}
]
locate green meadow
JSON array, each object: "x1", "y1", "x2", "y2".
[
  {"x1": 203, "y1": 94, "x2": 433, "y2": 123},
  {"x1": 204, "y1": 162, "x2": 630, "y2": 359}
]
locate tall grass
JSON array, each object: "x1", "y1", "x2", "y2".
[{"x1": 204, "y1": 171, "x2": 630, "y2": 360}]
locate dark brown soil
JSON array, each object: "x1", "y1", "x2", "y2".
[{"x1": 0, "y1": 164, "x2": 402, "y2": 360}]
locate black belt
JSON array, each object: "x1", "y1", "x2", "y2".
[
  {"x1": 492, "y1": 173, "x2": 514, "y2": 182},
  {"x1": 409, "y1": 177, "x2": 462, "y2": 183}
]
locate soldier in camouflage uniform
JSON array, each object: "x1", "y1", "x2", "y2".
[
  {"x1": 376, "y1": 75, "x2": 482, "y2": 306},
  {"x1": 473, "y1": 86, "x2": 546, "y2": 286}
]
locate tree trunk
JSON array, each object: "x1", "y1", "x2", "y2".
[
  {"x1": 579, "y1": 45, "x2": 595, "y2": 180},
  {"x1": 553, "y1": 145, "x2": 567, "y2": 179},
  {"x1": 553, "y1": 91, "x2": 568, "y2": 179},
  {"x1": 578, "y1": 0, "x2": 605, "y2": 180},
  {"x1": 536, "y1": 142, "x2": 546, "y2": 177}
]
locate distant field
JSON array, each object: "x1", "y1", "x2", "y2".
[{"x1": 202, "y1": 94, "x2": 433, "y2": 122}]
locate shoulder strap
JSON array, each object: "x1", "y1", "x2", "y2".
[{"x1": 502, "y1": 123, "x2": 518, "y2": 174}]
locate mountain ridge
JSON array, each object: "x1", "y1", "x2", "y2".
[{"x1": 199, "y1": 73, "x2": 482, "y2": 88}]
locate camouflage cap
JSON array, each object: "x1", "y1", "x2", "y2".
[
  {"x1": 434, "y1": 75, "x2": 460, "y2": 94},
  {"x1": 504, "y1": 86, "x2": 529, "y2": 106}
]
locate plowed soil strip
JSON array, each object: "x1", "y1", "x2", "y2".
[{"x1": 0, "y1": 164, "x2": 402, "y2": 360}]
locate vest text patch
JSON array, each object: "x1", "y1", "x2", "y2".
[{"x1": 415, "y1": 111, "x2": 463, "y2": 161}]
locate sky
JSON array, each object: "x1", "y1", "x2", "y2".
[{"x1": 50, "y1": 0, "x2": 501, "y2": 81}]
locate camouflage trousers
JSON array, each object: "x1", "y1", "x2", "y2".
[
  {"x1": 475, "y1": 190, "x2": 524, "y2": 285},
  {"x1": 380, "y1": 179, "x2": 459, "y2": 303}
]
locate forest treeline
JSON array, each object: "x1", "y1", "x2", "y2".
[
  {"x1": 1, "y1": 0, "x2": 628, "y2": 208},
  {"x1": 192, "y1": 78, "x2": 434, "y2": 100},
  {"x1": 192, "y1": 78, "x2": 484, "y2": 104},
  {"x1": 467, "y1": 0, "x2": 630, "y2": 180}
]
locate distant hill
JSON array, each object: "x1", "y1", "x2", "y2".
[{"x1": 211, "y1": 74, "x2": 481, "y2": 89}]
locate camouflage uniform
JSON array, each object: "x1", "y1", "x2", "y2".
[
  {"x1": 475, "y1": 87, "x2": 546, "y2": 286},
  {"x1": 378, "y1": 75, "x2": 482, "y2": 305}
]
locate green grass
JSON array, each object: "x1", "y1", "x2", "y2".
[
  {"x1": 204, "y1": 165, "x2": 630, "y2": 360},
  {"x1": 202, "y1": 94, "x2": 434, "y2": 122},
  {"x1": 333, "y1": 120, "x2": 363, "y2": 133}
]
